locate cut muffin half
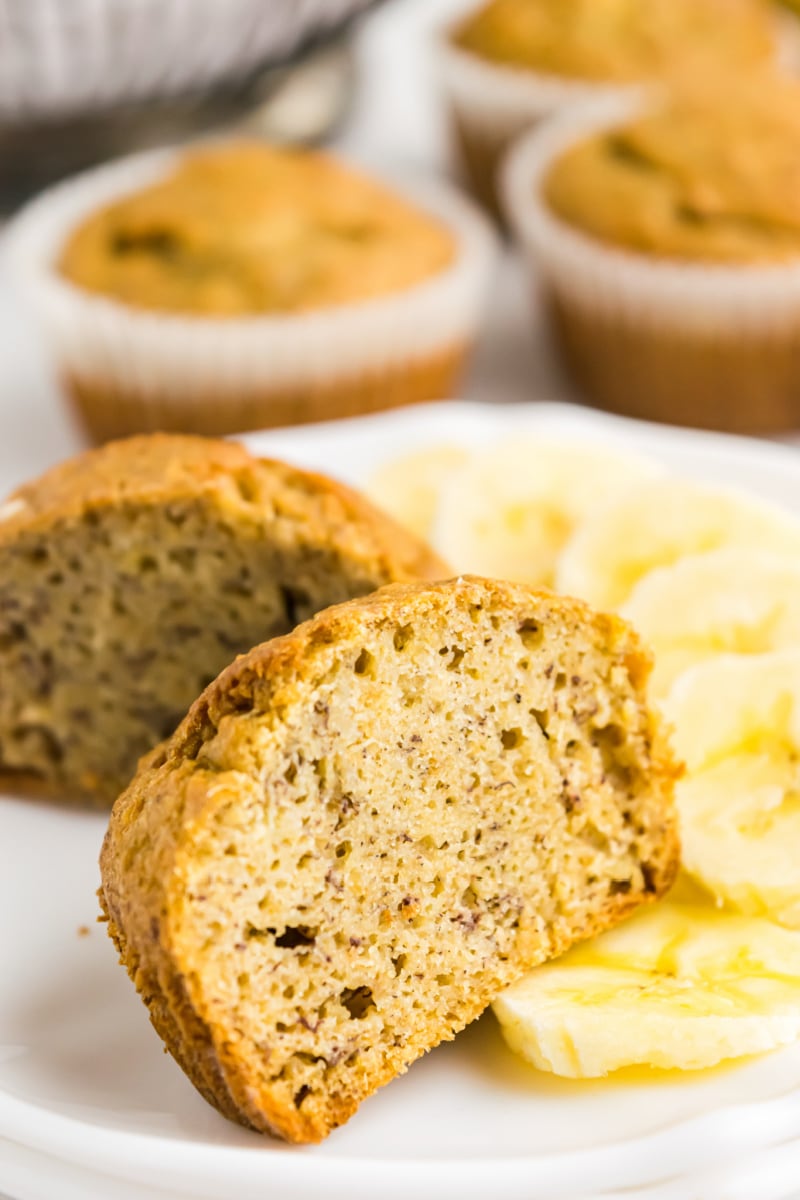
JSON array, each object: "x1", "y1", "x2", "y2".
[
  {"x1": 0, "y1": 434, "x2": 446, "y2": 805},
  {"x1": 100, "y1": 576, "x2": 679, "y2": 1143}
]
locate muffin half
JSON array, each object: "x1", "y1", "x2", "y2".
[
  {"x1": 100, "y1": 576, "x2": 679, "y2": 1142},
  {"x1": 0, "y1": 434, "x2": 447, "y2": 805}
]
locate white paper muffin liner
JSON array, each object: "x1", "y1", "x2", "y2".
[
  {"x1": 434, "y1": 6, "x2": 800, "y2": 179},
  {"x1": 0, "y1": 0, "x2": 376, "y2": 120},
  {"x1": 435, "y1": 32, "x2": 630, "y2": 152},
  {"x1": 501, "y1": 92, "x2": 800, "y2": 339},
  {"x1": 3, "y1": 143, "x2": 498, "y2": 420}
]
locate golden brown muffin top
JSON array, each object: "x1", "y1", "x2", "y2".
[
  {"x1": 0, "y1": 433, "x2": 449, "y2": 584},
  {"x1": 58, "y1": 143, "x2": 457, "y2": 317},
  {"x1": 451, "y1": 0, "x2": 776, "y2": 82},
  {"x1": 543, "y1": 75, "x2": 800, "y2": 264}
]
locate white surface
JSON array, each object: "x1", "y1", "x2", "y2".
[{"x1": 2, "y1": 400, "x2": 800, "y2": 1200}]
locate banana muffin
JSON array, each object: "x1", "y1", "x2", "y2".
[
  {"x1": 543, "y1": 82, "x2": 800, "y2": 264},
  {"x1": 503, "y1": 75, "x2": 800, "y2": 432},
  {"x1": 100, "y1": 575, "x2": 680, "y2": 1142},
  {"x1": 8, "y1": 142, "x2": 496, "y2": 440},
  {"x1": 436, "y1": 0, "x2": 784, "y2": 217},
  {"x1": 59, "y1": 142, "x2": 457, "y2": 316},
  {"x1": 0, "y1": 434, "x2": 447, "y2": 806}
]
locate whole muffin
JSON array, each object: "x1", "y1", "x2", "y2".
[
  {"x1": 7, "y1": 141, "x2": 496, "y2": 442},
  {"x1": 503, "y1": 74, "x2": 800, "y2": 433},
  {"x1": 59, "y1": 143, "x2": 457, "y2": 316},
  {"x1": 435, "y1": 0, "x2": 788, "y2": 217}
]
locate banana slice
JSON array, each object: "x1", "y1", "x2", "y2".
[
  {"x1": 664, "y1": 652, "x2": 800, "y2": 927},
  {"x1": 622, "y1": 549, "x2": 800, "y2": 695},
  {"x1": 434, "y1": 439, "x2": 660, "y2": 586},
  {"x1": 557, "y1": 479, "x2": 800, "y2": 611},
  {"x1": 366, "y1": 445, "x2": 469, "y2": 540},
  {"x1": 493, "y1": 901, "x2": 800, "y2": 1076}
]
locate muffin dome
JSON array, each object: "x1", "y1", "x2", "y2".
[
  {"x1": 59, "y1": 142, "x2": 457, "y2": 316},
  {"x1": 8, "y1": 139, "x2": 495, "y2": 440},
  {"x1": 542, "y1": 74, "x2": 800, "y2": 264},
  {"x1": 452, "y1": 0, "x2": 778, "y2": 82}
]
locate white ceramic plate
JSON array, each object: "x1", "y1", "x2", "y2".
[{"x1": 3, "y1": 401, "x2": 800, "y2": 1200}]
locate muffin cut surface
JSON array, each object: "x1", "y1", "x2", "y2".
[
  {"x1": 100, "y1": 576, "x2": 679, "y2": 1143},
  {"x1": 0, "y1": 434, "x2": 445, "y2": 805}
]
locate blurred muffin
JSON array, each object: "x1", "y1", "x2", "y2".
[
  {"x1": 60, "y1": 144, "x2": 457, "y2": 315},
  {"x1": 502, "y1": 74, "x2": 800, "y2": 433},
  {"x1": 436, "y1": 0, "x2": 787, "y2": 217},
  {"x1": 7, "y1": 141, "x2": 496, "y2": 442}
]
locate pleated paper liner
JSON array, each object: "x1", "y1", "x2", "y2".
[
  {"x1": 435, "y1": 33, "x2": 612, "y2": 222},
  {"x1": 63, "y1": 345, "x2": 470, "y2": 443}
]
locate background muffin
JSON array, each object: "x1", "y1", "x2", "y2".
[
  {"x1": 59, "y1": 143, "x2": 457, "y2": 316},
  {"x1": 436, "y1": 0, "x2": 788, "y2": 218},
  {"x1": 7, "y1": 141, "x2": 496, "y2": 442},
  {"x1": 502, "y1": 73, "x2": 800, "y2": 433}
]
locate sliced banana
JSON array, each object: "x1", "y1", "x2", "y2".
[
  {"x1": 433, "y1": 438, "x2": 660, "y2": 587},
  {"x1": 665, "y1": 652, "x2": 800, "y2": 927},
  {"x1": 493, "y1": 901, "x2": 800, "y2": 1077},
  {"x1": 557, "y1": 479, "x2": 800, "y2": 611},
  {"x1": 621, "y1": 549, "x2": 800, "y2": 696},
  {"x1": 365, "y1": 444, "x2": 469, "y2": 540}
]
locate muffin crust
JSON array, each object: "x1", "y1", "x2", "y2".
[
  {"x1": 452, "y1": 0, "x2": 776, "y2": 82},
  {"x1": 100, "y1": 576, "x2": 680, "y2": 1142},
  {"x1": 543, "y1": 76, "x2": 800, "y2": 264},
  {"x1": 59, "y1": 142, "x2": 457, "y2": 316}
]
